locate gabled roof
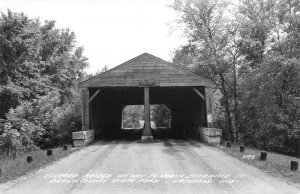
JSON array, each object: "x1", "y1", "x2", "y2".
[{"x1": 79, "y1": 53, "x2": 215, "y2": 88}]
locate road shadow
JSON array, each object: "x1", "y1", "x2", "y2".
[
  {"x1": 92, "y1": 128, "x2": 204, "y2": 148},
  {"x1": 95, "y1": 128, "x2": 143, "y2": 141}
]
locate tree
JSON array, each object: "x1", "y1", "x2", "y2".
[
  {"x1": 237, "y1": 0, "x2": 300, "y2": 155},
  {"x1": 172, "y1": 0, "x2": 300, "y2": 156},
  {"x1": 0, "y1": 10, "x2": 88, "y2": 118},
  {"x1": 0, "y1": 10, "x2": 88, "y2": 151},
  {"x1": 0, "y1": 122, "x2": 21, "y2": 158},
  {"x1": 172, "y1": 0, "x2": 240, "y2": 142}
]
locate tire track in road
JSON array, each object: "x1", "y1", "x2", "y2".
[
  {"x1": 169, "y1": 140, "x2": 232, "y2": 194},
  {"x1": 67, "y1": 141, "x2": 120, "y2": 193}
]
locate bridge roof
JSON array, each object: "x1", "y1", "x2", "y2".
[{"x1": 79, "y1": 53, "x2": 215, "y2": 88}]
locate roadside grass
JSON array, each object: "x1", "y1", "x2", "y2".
[
  {"x1": 218, "y1": 144, "x2": 300, "y2": 184},
  {"x1": 0, "y1": 145, "x2": 79, "y2": 183}
]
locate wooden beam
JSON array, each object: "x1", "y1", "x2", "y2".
[
  {"x1": 165, "y1": 104, "x2": 172, "y2": 110},
  {"x1": 205, "y1": 87, "x2": 214, "y2": 127},
  {"x1": 81, "y1": 88, "x2": 89, "y2": 130},
  {"x1": 193, "y1": 88, "x2": 205, "y2": 101},
  {"x1": 89, "y1": 89, "x2": 101, "y2": 103},
  {"x1": 143, "y1": 87, "x2": 152, "y2": 136}
]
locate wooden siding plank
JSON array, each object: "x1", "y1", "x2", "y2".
[
  {"x1": 80, "y1": 55, "x2": 215, "y2": 87},
  {"x1": 79, "y1": 53, "x2": 215, "y2": 88}
]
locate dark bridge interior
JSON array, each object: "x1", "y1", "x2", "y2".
[{"x1": 89, "y1": 86, "x2": 207, "y2": 140}]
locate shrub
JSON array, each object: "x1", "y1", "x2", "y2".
[
  {"x1": 0, "y1": 85, "x2": 22, "y2": 119},
  {"x1": 0, "y1": 119, "x2": 40, "y2": 157},
  {"x1": 5, "y1": 91, "x2": 82, "y2": 149},
  {"x1": 0, "y1": 122, "x2": 21, "y2": 157},
  {"x1": 54, "y1": 101, "x2": 82, "y2": 144}
]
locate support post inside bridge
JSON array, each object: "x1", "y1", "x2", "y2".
[{"x1": 142, "y1": 87, "x2": 153, "y2": 140}]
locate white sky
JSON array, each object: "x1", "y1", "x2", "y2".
[{"x1": 0, "y1": 0, "x2": 186, "y2": 74}]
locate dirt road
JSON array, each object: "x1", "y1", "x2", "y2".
[{"x1": 0, "y1": 140, "x2": 299, "y2": 194}]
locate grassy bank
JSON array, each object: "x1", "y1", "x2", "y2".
[
  {"x1": 0, "y1": 145, "x2": 79, "y2": 183},
  {"x1": 218, "y1": 144, "x2": 300, "y2": 184}
]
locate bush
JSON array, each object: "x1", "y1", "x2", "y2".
[
  {"x1": 0, "y1": 85, "x2": 22, "y2": 119},
  {"x1": 54, "y1": 101, "x2": 82, "y2": 144},
  {"x1": 0, "y1": 122, "x2": 21, "y2": 157},
  {"x1": 5, "y1": 91, "x2": 82, "y2": 149},
  {"x1": 0, "y1": 119, "x2": 40, "y2": 157}
]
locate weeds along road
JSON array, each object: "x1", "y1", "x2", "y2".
[{"x1": 0, "y1": 140, "x2": 299, "y2": 194}]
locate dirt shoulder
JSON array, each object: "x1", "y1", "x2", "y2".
[{"x1": 217, "y1": 143, "x2": 300, "y2": 187}]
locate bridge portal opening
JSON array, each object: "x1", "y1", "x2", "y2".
[
  {"x1": 89, "y1": 87, "x2": 207, "y2": 140},
  {"x1": 121, "y1": 104, "x2": 171, "y2": 129},
  {"x1": 122, "y1": 105, "x2": 144, "y2": 129},
  {"x1": 120, "y1": 104, "x2": 172, "y2": 139}
]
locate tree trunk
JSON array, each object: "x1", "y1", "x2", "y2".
[
  {"x1": 6, "y1": 147, "x2": 10, "y2": 158},
  {"x1": 298, "y1": 134, "x2": 300, "y2": 158},
  {"x1": 12, "y1": 148, "x2": 16, "y2": 160},
  {"x1": 234, "y1": 96, "x2": 238, "y2": 143},
  {"x1": 220, "y1": 75, "x2": 234, "y2": 142},
  {"x1": 224, "y1": 97, "x2": 234, "y2": 142},
  {"x1": 233, "y1": 64, "x2": 239, "y2": 143}
]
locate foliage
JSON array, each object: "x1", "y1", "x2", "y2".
[
  {"x1": 0, "y1": 119, "x2": 39, "y2": 157},
  {"x1": 237, "y1": 0, "x2": 300, "y2": 154},
  {"x1": 172, "y1": 0, "x2": 300, "y2": 155},
  {"x1": 172, "y1": 0, "x2": 239, "y2": 141},
  {"x1": 122, "y1": 105, "x2": 144, "y2": 128},
  {"x1": 240, "y1": 55, "x2": 300, "y2": 154},
  {"x1": 6, "y1": 91, "x2": 82, "y2": 149},
  {"x1": 54, "y1": 98, "x2": 82, "y2": 144},
  {"x1": 0, "y1": 84, "x2": 21, "y2": 118},
  {"x1": 122, "y1": 105, "x2": 171, "y2": 129},
  {"x1": 0, "y1": 10, "x2": 88, "y2": 118},
  {"x1": 0, "y1": 10, "x2": 87, "y2": 152},
  {"x1": 0, "y1": 146, "x2": 77, "y2": 183},
  {"x1": 151, "y1": 105, "x2": 171, "y2": 127},
  {"x1": 0, "y1": 122, "x2": 21, "y2": 157}
]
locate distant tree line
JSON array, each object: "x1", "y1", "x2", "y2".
[
  {"x1": 122, "y1": 105, "x2": 144, "y2": 128},
  {"x1": 172, "y1": 0, "x2": 300, "y2": 156},
  {"x1": 151, "y1": 105, "x2": 171, "y2": 127},
  {"x1": 121, "y1": 105, "x2": 171, "y2": 128},
  {"x1": 0, "y1": 10, "x2": 89, "y2": 157}
]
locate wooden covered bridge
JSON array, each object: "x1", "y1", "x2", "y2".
[{"x1": 75, "y1": 53, "x2": 220, "y2": 143}]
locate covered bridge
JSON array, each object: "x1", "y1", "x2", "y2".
[{"x1": 78, "y1": 53, "x2": 218, "y2": 141}]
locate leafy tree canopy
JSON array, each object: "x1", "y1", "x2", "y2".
[{"x1": 0, "y1": 10, "x2": 89, "y2": 118}]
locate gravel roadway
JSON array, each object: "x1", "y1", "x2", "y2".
[{"x1": 0, "y1": 140, "x2": 299, "y2": 194}]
